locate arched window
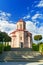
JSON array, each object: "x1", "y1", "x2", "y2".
[
  {"x1": 20, "y1": 24, "x2": 22, "y2": 29},
  {"x1": 17, "y1": 25, "x2": 18, "y2": 29},
  {"x1": 20, "y1": 37, "x2": 22, "y2": 40},
  {"x1": 24, "y1": 24, "x2": 25, "y2": 29}
]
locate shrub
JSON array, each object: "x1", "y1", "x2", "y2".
[
  {"x1": 39, "y1": 44, "x2": 43, "y2": 52},
  {"x1": 32, "y1": 43, "x2": 39, "y2": 51},
  {"x1": 0, "y1": 44, "x2": 4, "y2": 53},
  {"x1": 4, "y1": 45, "x2": 11, "y2": 51}
]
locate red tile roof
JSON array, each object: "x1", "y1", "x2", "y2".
[
  {"x1": 10, "y1": 19, "x2": 32, "y2": 37},
  {"x1": 11, "y1": 35, "x2": 16, "y2": 37},
  {"x1": 10, "y1": 31, "x2": 16, "y2": 34},
  {"x1": 17, "y1": 19, "x2": 26, "y2": 24},
  {"x1": 10, "y1": 29, "x2": 26, "y2": 34},
  {"x1": 10, "y1": 29, "x2": 32, "y2": 35}
]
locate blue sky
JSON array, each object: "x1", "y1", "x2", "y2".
[
  {"x1": 0, "y1": 0, "x2": 42, "y2": 21},
  {"x1": 0, "y1": 0, "x2": 43, "y2": 42}
]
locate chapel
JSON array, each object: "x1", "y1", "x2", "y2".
[{"x1": 10, "y1": 19, "x2": 32, "y2": 48}]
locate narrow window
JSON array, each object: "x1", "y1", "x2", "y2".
[
  {"x1": 20, "y1": 24, "x2": 22, "y2": 29},
  {"x1": 20, "y1": 37, "x2": 22, "y2": 40},
  {"x1": 24, "y1": 24, "x2": 25, "y2": 29},
  {"x1": 17, "y1": 25, "x2": 18, "y2": 29}
]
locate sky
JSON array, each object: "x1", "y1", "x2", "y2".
[{"x1": 0, "y1": 0, "x2": 43, "y2": 42}]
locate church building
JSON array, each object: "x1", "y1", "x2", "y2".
[{"x1": 10, "y1": 19, "x2": 32, "y2": 48}]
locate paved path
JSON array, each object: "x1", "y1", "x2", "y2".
[
  {"x1": 0, "y1": 51, "x2": 43, "y2": 62},
  {"x1": 0, "y1": 62, "x2": 43, "y2": 65}
]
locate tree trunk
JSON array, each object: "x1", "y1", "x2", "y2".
[{"x1": 5, "y1": 42, "x2": 6, "y2": 46}]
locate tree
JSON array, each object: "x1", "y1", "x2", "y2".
[
  {"x1": 0, "y1": 32, "x2": 4, "y2": 43},
  {"x1": 0, "y1": 44, "x2": 3, "y2": 53},
  {"x1": 0, "y1": 31, "x2": 11, "y2": 45},
  {"x1": 32, "y1": 43, "x2": 39, "y2": 51},
  {"x1": 39, "y1": 43, "x2": 43, "y2": 55},
  {"x1": 34, "y1": 35, "x2": 42, "y2": 41},
  {"x1": 34, "y1": 35, "x2": 42, "y2": 52},
  {"x1": 0, "y1": 31, "x2": 11, "y2": 52},
  {"x1": 34, "y1": 35, "x2": 42, "y2": 45}
]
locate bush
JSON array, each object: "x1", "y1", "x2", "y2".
[
  {"x1": 0, "y1": 44, "x2": 3, "y2": 53},
  {"x1": 39, "y1": 44, "x2": 43, "y2": 52},
  {"x1": 4, "y1": 45, "x2": 11, "y2": 51},
  {"x1": 32, "y1": 43, "x2": 39, "y2": 51}
]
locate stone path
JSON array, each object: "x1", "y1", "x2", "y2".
[
  {"x1": 0, "y1": 62, "x2": 43, "y2": 65},
  {"x1": 0, "y1": 51, "x2": 43, "y2": 62}
]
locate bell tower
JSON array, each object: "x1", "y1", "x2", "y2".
[{"x1": 16, "y1": 19, "x2": 26, "y2": 30}]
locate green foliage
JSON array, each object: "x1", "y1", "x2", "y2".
[
  {"x1": 0, "y1": 32, "x2": 11, "y2": 42},
  {"x1": 38, "y1": 42, "x2": 43, "y2": 45},
  {"x1": 39, "y1": 43, "x2": 43, "y2": 52},
  {"x1": 0, "y1": 32, "x2": 11, "y2": 46},
  {"x1": 0, "y1": 32, "x2": 3, "y2": 42},
  {"x1": 0, "y1": 43, "x2": 11, "y2": 53},
  {"x1": 34, "y1": 35, "x2": 42, "y2": 41},
  {"x1": 32, "y1": 42, "x2": 43, "y2": 52},
  {"x1": 0, "y1": 44, "x2": 4, "y2": 53},
  {"x1": 33, "y1": 35, "x2": 42, "y2": 52},
  {"x1": 0, "y1": 31, "x2": 11, "y2": 52},
  {"x1": 32, "y1": 43, "x2": 39, "y2": 51},
  {"x1": 4, "y1": 45, "x2": 11, "y2": 51}
]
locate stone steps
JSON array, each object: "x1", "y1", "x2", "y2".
[{"x1": 0, "y1": 51, "x2": 43, "y2": 62}]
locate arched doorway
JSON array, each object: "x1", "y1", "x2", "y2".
[{"x1": 20, "y1": 42, "x2": 23, "y2": 48}]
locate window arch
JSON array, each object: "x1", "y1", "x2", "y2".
[
  {"x1": 17, "y1": 25, "x2": 18, "y2": 29},
  {"x1": 20, "y1": 24, "x2": 22, "y2": 29}
]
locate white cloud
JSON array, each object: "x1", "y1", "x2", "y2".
[
  {"x1": 6, "y1": 13, "x2": 11, "y2": 17},
  {"x1": 0, "y1": 11, "x2": 16, "y2": 34},
  {"x1": 26, "y1": 21, "x2": 38, "y2": 35},
  {"x1": 32, "y1": 13, "x2": 43, "y2": 20},
  {"x1": 26, "y1": 20, "x2": 43, "y2": 35},
  {"x1": 26, "y1": 21, "x2": 43, "y2": 42},
  {"x1": 0, "y1": 11, "x2": 43, "y2": 42},
  {"x1": 0, "y1": 20, "x2": 16, "y2": 34},
  {"x1": 36, "y1": 0, "x2": 43, "y2": 7},
  {"x1": 0, "y1": 11, "x2": 11, "y2": 20},
  {"x1": 0, "y1": 11, "x2": 11, "y2": 17},
  {"x1": 31, "y1": 10, "x2": 34, "y2": 13},
  {"x1": 32, "y1": 13, "x2": 39, "y2": 20},
  {"x1": 38, "y1": 26, "x2": 43, "y2": 35},
  {"x1": 23, "y1": 15, "x2": 30, "y2": 19}
]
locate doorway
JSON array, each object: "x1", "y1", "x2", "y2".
[{"x1": 20, "y1": 42, "x2": 23, "y2": 48}]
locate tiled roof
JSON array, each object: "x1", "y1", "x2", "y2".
[
  {"x1": 10, "y1": 29, "x2": 32, "y2": 35},
  {"x1": 17, "y1": 19, "x2": 26, "y2": 23},
  {"x1": 10, "y1": 29, "x2": 25, "y2": 34},
  {"x1": 11, "y1": 35, "x2": 16, "y2": 37},
  {"x1": 10, "y1": 31, "x2": 16, "y2": 34}
]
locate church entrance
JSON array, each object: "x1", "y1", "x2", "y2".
[{"x1": 20, "y1": 42, "x2": 23, "y2": 48}]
